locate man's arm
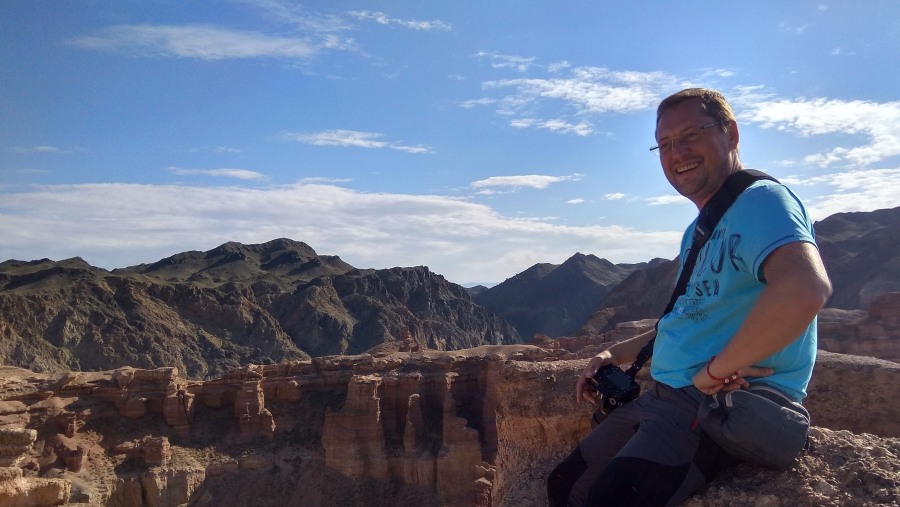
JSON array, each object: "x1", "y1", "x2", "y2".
[{"x1": 692, "y1": 240, "x2": 832, "y2": 393}]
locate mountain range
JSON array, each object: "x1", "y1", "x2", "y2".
[{"x1": 1, "y1": 206, "x2": 899, "y2": 379}]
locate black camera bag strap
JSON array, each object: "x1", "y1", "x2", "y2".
[{"x1": 624, "y1": 169, "x2": 778, "y2": 377}]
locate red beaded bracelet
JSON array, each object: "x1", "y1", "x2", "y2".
[{"x1": 706, "y1": 356, "x2": 740, "y2": 384}]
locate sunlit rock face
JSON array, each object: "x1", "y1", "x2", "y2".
[{"x1": 0, "y1": 345, "x2": 898, "y2": 507}]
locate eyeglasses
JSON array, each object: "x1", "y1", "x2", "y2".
[{"x1": 650, "y1": 120, "x2": 729, "y2": 155}]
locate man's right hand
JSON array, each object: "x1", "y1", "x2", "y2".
[{"x1": 576, "y1": 350, "x2": 615, "y2": 405}]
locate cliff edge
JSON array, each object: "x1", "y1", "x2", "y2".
[{"x1": 0, "y1": 348, "x2": 898, "y2": 507}]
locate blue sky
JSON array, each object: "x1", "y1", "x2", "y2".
[{"x1": 2, "y1": 1, "x2": 899, "y2": 285}]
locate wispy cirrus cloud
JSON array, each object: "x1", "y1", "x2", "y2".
[
  {"x1": 188, "y1": 146, "x2": 243, "y2": 154},
  {"x1": 471, "y1": 174, "x2": 583, "y2": 194},
  {"x1": 647, "y1": 195, "x2": 690, "y2": 206},
  {"x1": 70, "y1": 24, "x2": 331, "y2": 60},
  {"x1": 483, "y1": 66, "x2": 677, "y2": 115},
  {"x1": 69, "y1": 4, "x2": 450, "y2": 62},
  {"x1": 283, "y1": 129, "x2": 433, "y2": 154},
  {"x1": 167, "y1": 167, "x2": 268, "y2": 181},
  {"x1": 778, "y1": 23, "x2": 809, "y2": 35},
  {"x1": 509, "y1": 118, "x2": 593, "y2": 136},
  {"x1": 349, "y1": 10, "x2": 451, "y2": 31},
  {"x1": 459, "y1": 97, "x2": 496, "y2": 109},
  {"x1": 468, "y1": 60, "x2": 679, "y2": 136},
  {"x1": 475, "y1": 51, "x2": 538, "y2": 73},
  {"x1": 10, "y1": 145, "x2": 76, "y2": 154}
]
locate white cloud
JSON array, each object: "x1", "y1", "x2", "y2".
[
  {"x1": 510, "y1": 118, "x2": 593, "y2": 136},
  {"x1": 483, "y1": 68, "x2": 672, "y2": 115},
  {"x1": 460, "y1": 97, "x2": 496, "y2": 109},
  {"x1": 167, "y1": 167, "x2": 268, "y2": 181},
  {"x1": 189, "y1": 146, "x2": 243, "y2": 154},
  {"x1": 11, "y1": 145, "x2": 76, "y2": 154},
  {"x1": 349, "y1": 10, "x2": 451, "y2": 31},
  {"x1": 471, "y1": 174, "x2": 583, "y2": 190},
  {"x1": 548, "y1": 61, "x2": 571, "y2": 73},
  {"x1": 70, "y1": 24, "x2": 332, "y2": 60},
  {"x1": 702, "y1": 68, "x2": 736, "y2": 79},
  {"x1": 213, "y1": 146, "x2": 243, "y2": 154},
  {"x1": 647, "y1": 194, "x2": 690, "y2": 206},
  {"x1": 283, "y1": 129, "x2": 433, "y2": 154},
  {"x1": 795, "y1": 168, "x2": 900, "y2": 220},
  {"x1": 473, "y1": 63, "x2": 679, "y2": 136},
  {"x1": 567, "y1": 198, "x2": 585, "y2": 204},
  {"x1": 604, "y1": 193, "x2": 626, "y2": 201},
  {"x1": 246, "y1": 0, "x2": 350, "y2": 33},
  {"x1": 778, "y1": 23, "x2": 808, "y2": 34},
  {"x1": 739, "y1": 97, "x2": 900, "y2": 167},
  {"x1": 0, "y1": 182, "x2": 680, "y2": 283},
  {"x1": 475, "y1": 51, "x2": 538, "y2": 73}
]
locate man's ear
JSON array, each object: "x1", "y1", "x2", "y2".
[{"x1": 728, "y1": 120, "x2": 740, "y2": 150}]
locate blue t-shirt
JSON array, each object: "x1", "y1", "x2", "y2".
[{"x1": 650, "y1": 179, "x2": 818, "y2": 401}]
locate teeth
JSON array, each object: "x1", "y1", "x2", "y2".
[{"x1": 675, "y1": 162, "x2": 699, "y2": 174}]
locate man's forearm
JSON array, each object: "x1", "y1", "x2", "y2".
[
  {"x1": 710, "y1": 242, "x2": 831, "y2": 377},
  {"x1": 607, "y1": 327, "x2": 657, "y2": 366}
]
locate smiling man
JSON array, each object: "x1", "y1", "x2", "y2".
[{"x1": 546, "y1": 89, "x2": 832, "y2": 507}]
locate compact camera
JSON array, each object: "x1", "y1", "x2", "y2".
[{"x1": 587, "y1": 364, "x2": 641, "y2": 417}]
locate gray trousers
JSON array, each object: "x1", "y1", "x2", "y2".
[{"x1": 547, "y1": 382, "x2": 734, "y2": 507}]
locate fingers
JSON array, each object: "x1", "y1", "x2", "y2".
[
  {"x1": 742, "y1": 365, "x2": 775, "y2": 378},
  {"x1": 576, "y1": 369, "x2": 597, "y2": 404},
  {"x1": 576, "y1": 355, "x2": 609, "y2": 404},
  {"x1": 696, "y1": 367, "x2": 768, "y2": 395},
  {"x1": 721, "y1": 381, "x2": 745, "y2": 392}
]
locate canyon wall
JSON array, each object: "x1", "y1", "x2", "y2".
[{"x1": 1, "y1": 347, "x2": 898, "y2": 507}]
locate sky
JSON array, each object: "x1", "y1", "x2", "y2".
[{"x1": 2, "y1": 1, "x2": 900, "y2": 286}]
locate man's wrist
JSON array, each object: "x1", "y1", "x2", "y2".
[
  {"x1": 706, "y1": 356, "x2": 740, "y2": 384},
  {"x1": 598, "y1": 349, "x2": 618, "y2": 366}
]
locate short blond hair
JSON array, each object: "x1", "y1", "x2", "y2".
[{"x1": 655, "y1": 88, "x2": 736, "y2": 135}]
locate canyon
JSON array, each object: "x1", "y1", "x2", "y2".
[{"x1": 1, "y1": 346, "x2": 898, "y2": 506}]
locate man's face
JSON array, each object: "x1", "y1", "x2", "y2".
[{"x1": 655, "y1": 99, "x2": 737, "y2": 208}]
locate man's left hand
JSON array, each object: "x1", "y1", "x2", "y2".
[{"x1": 692, "y1": 365, "x2": 774, "y2": 395}]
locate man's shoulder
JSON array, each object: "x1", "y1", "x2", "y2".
[{"x1": 738, "y1": 177, "x2": 799, "y2": 205}]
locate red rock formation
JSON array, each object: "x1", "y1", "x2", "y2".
[
  {"x1": 234, "y1": 380, "x2": 275, "y2": 441},
  {"x1": 0, "y1": 346, "x2": 897, "y2": 506},
  {"x1": 0, "y1": 427, "x2": 70, "y2": 506},
  {"x1": 322, "y1": 375, "x2": 387, "y2": 480}
]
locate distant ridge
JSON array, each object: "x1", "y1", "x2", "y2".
[
  {"x1": 0, "y1": 238, "x2": 519, "y2": 379},
  {"x1": 473, "y1": 252, "x2": 667, "y2": 340},
  {"x1": 2, "y1": 206, "x2": 898, "y2": 377}
]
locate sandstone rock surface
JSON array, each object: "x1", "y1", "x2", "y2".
[{"x1": 0, "y1": 346, "x2": 898, "y2": 507}]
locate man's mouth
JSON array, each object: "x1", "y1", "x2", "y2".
[{"x1": 674, "y1": 162, "x2": 700, "y2": 174}]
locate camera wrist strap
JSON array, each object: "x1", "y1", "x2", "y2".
[{"x1": 624, "y1": 169, "x2": 778, "y2": 377}]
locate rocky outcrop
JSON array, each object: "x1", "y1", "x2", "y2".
[
  {"x1": 0, "y1": 427, "x2": 71, "y2": 506},
  {"x1": 575, "y1": 258, "x2": 678, "y2": 336},
  {"x1": 818, "y1": 292, "x2": 900, "y2": 363},
  {"x1": 1, "y1": 347, "x2": 898, "y2": 507},
  {"x1": 815, "y1": 206, "x2": 900, "y2": 309}
]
